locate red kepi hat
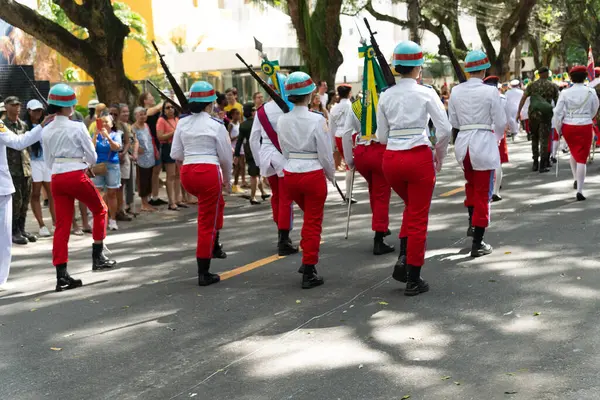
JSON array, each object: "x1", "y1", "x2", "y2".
[{"x1": 569, "y1": 65, "x2": 587, "y2": 74}]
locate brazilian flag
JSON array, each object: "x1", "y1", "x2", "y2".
[
  {"x1": 260, "y1": 58, "x2": 293, "y2": 110},
  {"x1": 353, "y1": 44, "x2": 389, "y2": 140}
]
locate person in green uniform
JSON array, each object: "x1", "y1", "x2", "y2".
[
  {"x1": 3, "y1": 96, "x2": 37, "y2": 245},
  {"x1": 517, "y1": 67, "x2": 559, "y2": 172}
]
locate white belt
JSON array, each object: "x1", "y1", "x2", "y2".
[
  {"x1": 54, "y1": 157, "x2": 84, "y2": 164},
  {"x1": 567, "y1": 113, "x2": 591, "y2": 118},
  {"x1": 459, "y1": 124, "x2": 493, "y2": 131},
  {"x1": 185, "y1": 154, "x2": 219, "y2": 164},
  {"x1": 389, "y1": 128, "x2": 424, "y2": 138},
  {"x1": 288, "y1": 152, "x2": 318, "y2": 160}
]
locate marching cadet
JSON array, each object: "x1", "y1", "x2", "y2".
[
  {"x1": 376, "y1": 41, "x2": 452, "y2": 296},
  {"x1": 42, "y1": 84, "x2": 116, "y2": 292},
  {"x1": 341, "y1": 90, "x2": 395, "y2": 256},
  {"x1": 277, "y1": 72, "x2": 335, "y2": 289},
  {"x1": 0, "y1": 116, "x2": 49, "y2": 286},
  {"x1": 171, "y1": 81, "x2": 233, "y2": 286},
  {"x1": 329, "y1": 84, "x2": 357, "y2": 204},
  {"x1": 448, "y1": 50, "x2": 507, "y2": 257},
  {"x1": 505, "y1": 79, "x2": 523, "y2": 139},
  {"x1": 483, "y1": 75, "x2": 509, "y2": 202},
  {"x1": 249, "y1": 73, "x2": 299, "y2": 257},
  {"x1": 552, "y1": 65, "x2": 600, "y2": 201}
]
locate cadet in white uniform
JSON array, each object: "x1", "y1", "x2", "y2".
[
  {"x1": 448, "y1": 50, "x2": 507, "y2": 257},
  {"x1": 249, "y1": 73, "x2": 299, "y2": 257},
  {"x1": 552, "y1": 65, "x2": 600, "y2": 201},
  {"x1": 277, "y1": 72, "x2": 335, "y2": 289},
  {"x1": 505, "y1": 79, "x2": 524, "y2": 137},
  {"x1": 171, "y1": 81, "x2": 233, "y2": 286},
  {"x1": 376, "y1": 40, "x2": 452, "y2": 296},
  {"x1": 0, "y1": 121, "x2": 45, "y2": 286}
]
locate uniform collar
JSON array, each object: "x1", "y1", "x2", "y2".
[
  {"x1": 468, "y1": 77, "x2": 483, "y2": 84},
  {"x1": 339, "y1": 98, "x2": 351, "y2": 104},
  {"x1": 398, "y1": 78, "x2": 417, "y2": 85}
]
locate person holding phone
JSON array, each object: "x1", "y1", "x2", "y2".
[{"x1": 41, "y1": 84, "x2": 116, "y2": 292}]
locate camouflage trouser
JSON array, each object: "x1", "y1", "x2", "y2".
[
  {"x1": 11, "y1": 176, "x2": 31, "y2": 231},
  {"x1": 529, "y1": 113, "x2": 551, "y2": 161}
]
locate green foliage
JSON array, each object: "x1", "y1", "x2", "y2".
[
  {"x1": 566, "y1": 45, "x2": 587, "y2": 65},
  {"x1": 75, "y1": 104, "x2": 88, "y2": 118}
]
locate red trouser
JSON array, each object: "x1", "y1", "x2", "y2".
[
  {"x1": 382, "y1": 145, "x2": 435, "y2": 267},
  {"x1": 354, "y1": 143, "x2": 391, "y2": 232},
  {"x1": 335, "y1": 134, "x2": 358, "y2": 170},
  {"x1": 180, "y1": 164, "x2": 224, "y2": 259},
  {"x1": 462, "y1": 151, "x2": 494, "y2": 228},
  {"x1": 283, "y1": 169, "x2": 327, "y2": 265},
  {"x1": 51, "y1": 170, "x2": 107, "y2": 266},
  {"x1": 267, "y1": 175, "x2": 293, "y2": 230}
]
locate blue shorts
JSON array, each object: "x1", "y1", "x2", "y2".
[{"x1": 93, "y1": 162, "x2": 121, "y2": 189}]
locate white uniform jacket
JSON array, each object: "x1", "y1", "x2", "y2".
[
  {"x1": 329, "y1": 98, "x2": 353, "y2": 139},
  {"x1": 170, "y1": 112, "x2": 233, "y2": 184},
  {"x1": 277, "y1": 106, "x2": 335, "y2": 182},
  {"x1": 42, "y1": 116, "x2": 97, "y2": 175},
  {"x1": 249, "y1": 100, "x2": 286, "y2": 178},
  {"x1": 552, "y1": 83, "x2": 600, "y2": 132},
  {"x1": 505, "y1": 87, "x2": 524, "y2": 134},
  {"x1": 448, "y1": 78, "x2": 508, "y2": 170},
  {"x1": 340, "y1": 109, "x2": 363, "y2": 170},
  {"x1": 375, "y1": 78, "x2": 452, "y2": 166},
  {"x1": 0, "y1": 124, "x2": 43, "y2": 195}
]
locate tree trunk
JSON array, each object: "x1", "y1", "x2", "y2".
[
  {"x1": 407, "y1": 0, "x2": 420, "y2": 43},
  {"x1": 529, "y1": 35, "x2": 542, "y2": 70},
  {"x1": 0, "y1": 0, "x2": 139, "y2": 105}
]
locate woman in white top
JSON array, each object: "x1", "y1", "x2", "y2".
[
  {"x1": 41, "y1": 84, "x2": 116, "y2": 292},
  {"x1": 170, "y1": 81, "x2": 233, "y2": 286},
  {"x1": 278, "y1": 72, "x2": 335, "y2": 289},
  {"x1": 553, "y1": 65, "x2": 600, "y2": 200},
  {"x1": 377, "y1": 41, "x2": 452, "y2": 296}
]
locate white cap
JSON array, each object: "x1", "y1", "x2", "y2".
[
  {"x1": 0, "y1": 102, "x2": 5, "y2": 112},
  {"x1": 26, "y1": 99, "x2": 44, "y2": 110},
  {"x1": 510, "y1": 79, "x2": 520, "y2": 87},
  {"x1": 88, "y1": 99, "x2": 99, "y2": 108}
]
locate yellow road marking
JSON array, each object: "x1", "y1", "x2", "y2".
[
  {"x1": 439, "y1": 187, "x2": 465, "y2": 197},
  {"x1": 219, "y1": 240, "x2": 325, "y2": 281}
]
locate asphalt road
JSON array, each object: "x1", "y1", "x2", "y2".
[{"x1": 2, "y1": 136, "x2": 600, "y2": 400}]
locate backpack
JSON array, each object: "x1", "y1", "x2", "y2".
[{"x1": 529, "y1": 94, "x2": 554, "y2": 120}]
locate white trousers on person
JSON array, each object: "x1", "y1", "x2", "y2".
[{"x1": 0, "y1": 194, "x2": 13, "y2": 285}]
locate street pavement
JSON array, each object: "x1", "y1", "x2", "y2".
[{"x1": 2, "y1": 136, "x2": 600, "y2": 400}]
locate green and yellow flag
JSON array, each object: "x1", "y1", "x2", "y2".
[{"x1": 354, "y1": 44, "x2": 388, "y2": 141}]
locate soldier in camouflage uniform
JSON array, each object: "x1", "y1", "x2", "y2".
[
  {"x1": 3, "y1": 96, "x2": 37, "y2": 245},
  {"x1": 517, "y1": 67, "x2": 559, "y2": 172}
]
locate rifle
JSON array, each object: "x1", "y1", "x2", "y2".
[
  {"x1": 235, "y1": 53, "x2": 289, "y2": 113},
  {"x1": 145, "y1": 80, "x2": 183, "y2": 113},
  {"x1": 364, "y1": 18, "x2": 395, "y2": 87},
  {"x1": 151, "y1": 41, "x2": 189, "y2": 112},
  {"x1": 20, "y1": 66, "x2": 48, "y2": 108}
]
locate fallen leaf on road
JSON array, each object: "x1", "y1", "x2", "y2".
[
  {"x1": 560, "y1": 273, "x2": 565, "y2": 277},
  {"x1": 358, "y1": 364, "x2": 364, "y2": 369},
  {"x1": 401, "y1": 396, "x2": 411, "y2": 399},
  {"x1": 152, "y1": 280, "x2": 160, "y2": 283},
  {"x1": 454, "y1": 381, "x2": 461, "y2": 385},
  {"x1": 504, "y1": 251, "x2": 512, "y2": 255},
  {"x1": 166, "y1": 327, "x2": 176, "y2": 331},
  {"x1": 505, "y1": 372, "x2": 515, "y2": 376},
  {"x1": 533, "y1": 312, "x2": 541, "y2": 316},
  {"x1": 34, "y1": 298, "x2": 40, "y2": 302},
  {"x1": 441, "y1": 376, "x2": 451, "y2": 380},
  {"x1": 50, "y1": 347, "x2": 62, "y2": 351},
  {"x1": 378, "y1": 301, "x2": 389, "y2": 305},
  {"x1": 296, "y1": 300, "x2": 301, "y2": 304},
  {"x1": 121, "y1": 306, "x2": 130, "y2": 309},
  {"x1": 517, "y1": 368, "x2": 529, "y2": 372},
  {"x1": 189, "y1": 394, "x2": 197, "y2": 398},
  {"x1": 63, "y1": 333, "x2": 75, "y2": 338},
  {"x1": 503, "y1": 311, "x2": 513, "y2": 315},
  {"x1": 489, "y1": 279, "x2": 497, "y2": 282},
  {"x1": 577, "y1": 276, "x2": 581, "y2": 280},
  {"x1": 30, "y1": 308, "x2": 37, "y2": 312},
  {"x1": 505, "y1": 391, "x2": 518, "y2": 395}
]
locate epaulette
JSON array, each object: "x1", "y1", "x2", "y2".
[
  {"x1": 421, "y1": 84, "x2": 433, "y2": 89},
  {"x1": 210, "y1": 116, "x2": 225, "y2": 125},
  {"x1": 310, "y1": 110, "x2": 324, "y2": 117}
]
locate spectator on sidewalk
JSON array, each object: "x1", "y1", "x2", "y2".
[
  {"x1": 138, "y1": 92, "x2": 166, "y2": 207},
  {"x1": 84, "y1": 99, "x2": 99, "y2": 128},
  {"x1": 115, "y1": 103, "x2": 135, "y2": 220},
  {"x1": 157, "y1": 100, "x2": 185, "y2": 210},
  {"x1": 224, "y1": 88, "x2": 243, "y2": 116},
  {"x1": 253, "y1": 92, "x2": 264, "y2": 109},
  {"x1": 25, "y1": 99, "x2": 55, "y2": 237},
  {"x1": 132, "y1": 107, "x2": 157, "y2": 212}
]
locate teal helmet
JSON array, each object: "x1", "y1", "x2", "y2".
[
  {"x1": 284, "y1": 72, "x2": 316, "y2": 96},
  {"x1": 392, "y1": 40, "x2": 424, "y2": 67},
  {"x1": 48, "y1": 84, "x2": 77, "y2": 107},
  {"x1": 188, "y1": 81, "x2": 217, "y2": 103},
  {"x1": 464, "y1": 50, "x2": 491, "y2": 73}
]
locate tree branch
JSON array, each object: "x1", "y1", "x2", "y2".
[
  {"x1": 0, "y1": 0, "x2": 93, "y2": 72},
  {"x1": 53, "y1": 0, "x2": 92, "y2": 28},
  {"x1": 365, "y1": 0, "x2": 409, "y2": 28},
  {"x1": 476, "y1": 14, "x2": 497, "y2": 63},
  {"x1": 505, "y1": 0, "x2": 537, "y2": 50}
]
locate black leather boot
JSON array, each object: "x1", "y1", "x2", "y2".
[
  {"x1": 55, "y1": 263, "x2": 82, "y2": 292},
  {"x1": 404, "y1": 265, "x2": 429, "y2": 296},
  {"x1": 212, "y1": 231, "x2": 227, "y2": 259},
  {"x1": 466, "y1": 206, "x2": 474, "y2": 237},
  {"x1": 197, "y1": 258, "x2": 220, "y2": 286},
  {"x1": 301, "y1": 265, "x2": 324, "y2": 289},
  {"x1": 92, "y1": 243, "x2": 117, "y2": 270},
  {"x1": 532, "y1": 158, "x2": 539, "y2": 172},
  {"x1": 471, "y1": 227, "x2": 493, "y2": 257},
  {"x1": 392, "y1": 237, "x2": 407, "y2": 282},
  {"x1": 278, "y1": 229, "x2": 299, "y2": 256},
  {"x1": 12, "y1": 223, "x2": 27, "y2": 245},
  {"x1": 19, "y1": 217, "x2": 37, "y2": 242},
  {"x1": 539, "y1": 155, "x2": 550, "y2": 173},
  {"x1": 373, "y1": 231, "x2": 395, "y2": 255}
]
